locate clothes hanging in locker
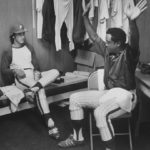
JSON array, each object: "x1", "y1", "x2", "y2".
[
  {"x1": 42, "y1": 0, "x2": 55, "y2": 43},
  {"x1": 73, "y1": 0, "x2": 86, "y2": 44},
  {"x1": 96, "y1": 0, "x2": 110, "y2": 41},
  {"x1": 108, "y1": 0, "x2": 135, "y2": 42},
  {"x1": 36, "y1": 0, "x2": 44, "y2": 39},
  {"x1": 82, "y1": 0, "x2": 96, "y2": 41},
  {"x1": 54, "y1": 0, "x2": 74, "y2": 51}
]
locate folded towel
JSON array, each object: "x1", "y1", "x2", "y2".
[{"x1": 0, "y1": 85, "x2": 24, "y2": 112}]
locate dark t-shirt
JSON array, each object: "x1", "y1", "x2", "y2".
[{"x1": 93, "y1": 37, "x2": 139, "y2": 90}]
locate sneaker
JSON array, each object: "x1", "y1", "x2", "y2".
[
  {"x1": 58, "y1": 135, "x2": 84, "y2": 148},
  {"x1": 48, "y1": 126, "x2": 60, "y2": 140}
]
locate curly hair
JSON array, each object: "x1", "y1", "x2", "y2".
[
  {"x1": 9, "y1": 33, "x2": 15, "y2": 44},
  {"x1": 106, "y1": 28, "x2": 126, "y2": 48}
]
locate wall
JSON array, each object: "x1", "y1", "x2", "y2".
[
  {"x1": 0, "y1": 0, "x2": 74, "y2": 85},
  {"x1": 136, "y1": 0, "x2": 150, "y2": 63}
]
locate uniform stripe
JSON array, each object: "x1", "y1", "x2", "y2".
[
  {"x1": 36, "y1": 93, "x2": 44, "y2": 115},
  {"x1": 106, "y1": 107, "x2": 121, "y2": 138},
  {"x1": 16, "y1": 77, "x2": 30, "y2": 88}
]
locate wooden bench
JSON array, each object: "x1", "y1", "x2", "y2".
[{"x1": 0, "y1": 75, "x2": 88, "y2": 116}]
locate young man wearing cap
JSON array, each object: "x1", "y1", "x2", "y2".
[
  {"x1": 1, "y1": 24, "x2": 60, "y2": 140},
  {"x1": 58, "y1": 0, "x2": 147, "y2": 150}
]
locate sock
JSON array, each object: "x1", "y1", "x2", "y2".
[
  {"x1": 43, "y1": 113, "x2": 54, "y2": 128},
  {"x1": 71, "y1": 120, "x2": 84, "y2": 141},
  {"x1": 31, "y1": 82, "x2": 43, "y2": 92},
  {"x1": 103, "y1": 138, "x2": 116, "y2": 150}
]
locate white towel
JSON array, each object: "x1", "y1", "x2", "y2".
[
  {"x1": 1, "y1": 85, "x2": 24, "y2": 112},
  {"x1": 36, "y1": 0, "x2": 44, "y2": 39}
]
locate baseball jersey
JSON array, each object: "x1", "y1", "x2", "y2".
[{"x1": 11, "y1": 46, "x2": 34, "y2": 70}]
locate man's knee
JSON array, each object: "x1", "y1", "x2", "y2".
[
  {"x1": 51, "y1": 69, "x2": 60, "y2": 77},
  {"x1": 69, "y1": 93, "x2": 81, "y2": 111},
  {"x1": 94, "y1": 107, "x2": 106, "y2": 119}
]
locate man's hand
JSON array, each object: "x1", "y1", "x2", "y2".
[
  {"x1": 34, "y1": 70, "x2": 42, "y2": 81},
  {"x1": 13, "y1": 69, "x2": 26, "y2": 79},
  {"x1": 82, "y1": 2, "x2": 91, "y2": 16},
  {"x1": 126, "y1": 0, "x2": 147, "y2": 20}
]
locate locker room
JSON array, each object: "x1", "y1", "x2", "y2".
[{"x1": 0, "y1": 0, "x2": 150, "y2": 150}]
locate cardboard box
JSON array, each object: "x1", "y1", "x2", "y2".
[{"x1": 74, "y1": 49, "x2": 104, "y2": 72}]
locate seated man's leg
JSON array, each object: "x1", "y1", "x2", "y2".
[
  {"x1": 21, "y1": 69, "x2": 59, "y2": 102},
  {"x1": 15, "y1": 77, "x2": 37, "y2": 103},
  {"x1": 94, "y1": 88, "x2": 133, "y2": 150},
  {"x1": 15, "y1": 75, "x2": 60, "y2": 139},
  {"x1": 31, "y1": 69, "x2": 59, "y2": 92},
  {"x1": 58, "y1": 90, "x2": 105, "y2": 148},
  {"x1": 36, "y1": 88, "x2": 60, "y2": 140}
]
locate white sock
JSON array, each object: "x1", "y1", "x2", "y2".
[{"x1": 73, "y1": 128, "x2": 84, "y2": 141}]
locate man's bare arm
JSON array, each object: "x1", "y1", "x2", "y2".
[
  {"x1": 126, "y1": 0, "x2": 147, "y2": 50},
  {"x1": 83, "y1": 3, "x2": 98, "y2": 42},
  {"x1": 82, "y1": 3, "x2": 105, "y2": 55}
]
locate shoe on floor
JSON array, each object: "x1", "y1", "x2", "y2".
[
  {"x1": 48, "y1": 126, "x2": 60, "y2": 140},
  {"x1": 58, "y1": 134, "x2": 84, "y2": 148}
]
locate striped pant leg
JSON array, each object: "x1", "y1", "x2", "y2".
[
  {"x1": 15, "y1": 77, "x2": 50, "y2": 115},
  {"x1": 94, "y1": 100, "x2": 127, "y2": 142},
  {"x1": 35, "y1": 88, "x2": 50, "y2": 114}
]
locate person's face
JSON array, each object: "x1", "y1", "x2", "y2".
[
  {"x1": 14, "y1": 32, "x2": 25, "y2": 45},
  {"x1": 105, "y1": 34, "x2": 120, "y2": 54}
]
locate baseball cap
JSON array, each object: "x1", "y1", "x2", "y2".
[{"x1": 10, "y1": 24, "x2": 27, "y2": 35}]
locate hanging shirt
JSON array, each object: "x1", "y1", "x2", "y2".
[
  {"x1": 11, "y1": 46, "x2": 34, "y2": 70},
  {"x1": 96, "y1": 0, "x2": 110, "y2": 41},
  {"x1": 109, "y1": 0, "x2": 123, "y2": 28},
  {"x1": 54, "y1": 0, "x2": 74, "y2": 51},
  {"x1": 36, "y1": 0, "x2": 44, "y2": 39}
]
